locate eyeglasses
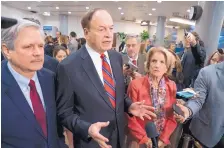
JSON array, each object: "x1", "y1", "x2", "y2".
[{"x1": 126, "y1": 44, "x2": 137, "y2": 48}]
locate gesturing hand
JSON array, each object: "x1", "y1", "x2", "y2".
[
  {"x1": 88, "y1": 121, "x2": 112, "y2": 148},
  {"x1": 128, "y1": 100, "x2": 157, "y2": 120}
]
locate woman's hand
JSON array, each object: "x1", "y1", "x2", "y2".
[
  {"x1": 145, "y1": 138, "x2": 152, "y2": 148},
  {"x1": 158, "y1": 140, "x2": 166, "y2": 148}
]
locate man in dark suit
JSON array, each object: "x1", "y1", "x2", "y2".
[
  {"x1": 122, "y1": 35, "x2": 146, "y2": 91},
  {"x1": 1, "y1": 18, "x2": 66, "y2": 148},
  {"x1": 56, "y1": 8, "x2": 156, "y2": 148},
  {"x1": 44, "y1": 54, "x2": 59, "y2": 73}
]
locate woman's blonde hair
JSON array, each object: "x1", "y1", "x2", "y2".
[
  {"x1": 58, "y1": 35, "x2": 69, "y2": 45},
  {"x1": 145, "y1": 47, "x2": 168, "y2": 74}
]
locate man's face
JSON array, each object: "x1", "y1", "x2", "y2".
[
  {"x1": 126, "y1": 38, "x2": 140, "y2": 59},
  {"x1": 56, "y1": 32, "x2": 61, "y2": 38},
  {"x1": 170, "y1": 43, "x2": 176, "y2": 51},
  {"x1": 6, "y1": 26, "x2": 44, "y2": 73},
  {"x1": 84, "y1": 10, "x2": 114, "y2": 53}
]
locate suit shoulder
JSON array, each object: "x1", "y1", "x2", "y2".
[
  {"x1": 39, "y1": 67, "x2": 55, "y2": 77},
  {"x1": 129, "y1": 76, "x2": 146, "y2": 89}
]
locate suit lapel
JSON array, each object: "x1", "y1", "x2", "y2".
[
  {"x1": 2, "y1": 62, "x2": 46, "y2": 140},
  {"x1": 81, "y1": 47, "x2": 115, "y2": 111}
]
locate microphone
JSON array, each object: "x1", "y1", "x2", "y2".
[
  {"x1": 1, "y1": 17, "x2": 17, "y2": 29},
  {"x1": 145, "y1": 122, "x2": 159, "y2": 148}
]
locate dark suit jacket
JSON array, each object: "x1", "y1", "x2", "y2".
[
  {"x1": 1, "y1": 61, "x2": 66, "y2": 148},
  {"x1": 56, "y1": 46, "x2": 132, "y2": 148},
  {"x1": 43, "y1": 54, "x2": 59, "y2": 73}
]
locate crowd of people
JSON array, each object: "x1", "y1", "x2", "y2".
[{"x1": 1, "y1": 7, "x2": 224, "y2": 148}]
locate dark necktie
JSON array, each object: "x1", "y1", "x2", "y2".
[
  {"x1": 132, "y1": 60, "x2": 137, "y2": 66},
  {"x1": 29, "y1": 80, "x2": 47, "y2": 137}
]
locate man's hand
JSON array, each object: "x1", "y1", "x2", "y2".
[
  {"x1": 128, "y1": 100, "x2": 157, "y2": 120},
  {"x1": 123, "y1": 65, "x2": 133, "y2": 76},
  {"x1": 186, "y1": 33, "x2": 197, "y2": 46},
  {"x1": 131, "y1": 72, "x2": 142, "y2": 79},
  {"x1": 174, "y1": 104, "x2": 191, "y2": 123},
  {"x1": 88, "y1": 121, "x2": 112, "y2": 148},
  {"x1": 158, "y1": 140, "x2": 166, "y2": 148}
]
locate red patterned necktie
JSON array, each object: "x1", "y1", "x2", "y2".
[
  {"x1": 100, "y1": 54, "x2": 116, "y2": 108},
  {"x1": 29, "y1": 80, "x2": 47, "y2": 137},
  {"x1": 132, "y1": 60, "x2": 137, "y2": 66}
]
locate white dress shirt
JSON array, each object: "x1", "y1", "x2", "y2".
[
  {"x1": 85, "y1": 43, "x2": 114, "y2": 84},
  {"x1": 7, "y1": 62, "x2": 46, "y2": 112}
]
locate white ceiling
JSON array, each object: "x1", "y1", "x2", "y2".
[{"x1": 2, "y1": 1, "x2": 198, "y2": 27}]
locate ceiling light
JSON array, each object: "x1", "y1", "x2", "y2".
[
  {"x1": 121, "y1": 12, "x2": 124, "y2": 15},
  {"x1": 27, "y1": 7, "x2": 31, "y2": 10},
  {"x1": 135, "y1": 20, "x2": 142, "y2": 24},
  {"x1": 152, "y1": 8, "x2": 156, "y2": 11},
  {"x1": 157, "y1": 0, "x2": 162, "y2": 3},
  {"x1": 56, "y1": 7, "x2": 59, "y2": 9},
  {"x1": 118, "y1": 7, "x2": 122, "y2": 10},
  {"x1": 43, "y1": 12, "x2": 51, "y2": 16},
  {"x1": 148, "y1": 13, "x2": 152, "y2": 16},
  {"x1": 86, "y1": 6, "x2": 89, "y2": 10},
  {"x1": 187, "y1": 9, "x2": 191, "y2": 13},
  {"x1": 141, "y1": 21, "x2": 149, "y2": 26},
  {"x1": 68, "y1": 11, "x2": 71, "y2": 14},
  {"x1": 169, "y1": 17, "x2": 195, "y2": 26}
]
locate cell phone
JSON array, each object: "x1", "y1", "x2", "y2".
[
  {"x1": 173, "y1": 104, "x2": 184, "y2": 116},
  {"x1": 127, "y1": 61, "x2": 139, "y2": 72},
  {"x1": 176, "y1": 91, "x2": 195, "y2": 99},
  {"x1": 184, "y1": 29, "x2": 188, "y2": 37},
  {"x1": 218, "y1": 48, "x2": 224, "y2": 54}
]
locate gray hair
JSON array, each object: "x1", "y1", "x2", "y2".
[
  {"x1": 1, "y1": 19, "x2": 44, "y2": 50},
  {"x1": 125, "y1": 34, "x2": 141, "y2": 43}
]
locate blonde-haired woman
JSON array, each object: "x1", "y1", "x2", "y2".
[{"x1": 127, "y1": 47, "x2": 177, "y2": 148}]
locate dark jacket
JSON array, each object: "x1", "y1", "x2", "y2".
[{"x1": 178, "y1": 43, "x2": 206, "y2": 88}]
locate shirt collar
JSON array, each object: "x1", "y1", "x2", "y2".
[
  {"x1": 128, "y1": 54, "x2": 138, "y2": 61},
  {"x1": 7, "y1": 62, "x2": 38, "y2": 90},
  {"x1": 85, "y1": 43, "x2": 109, "y2": 59}
]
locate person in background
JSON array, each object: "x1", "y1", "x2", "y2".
[
  {"x1": 127, "y1": 47, "x2": 177, "y2": 148},
  {"x1": 139, "y1": 42, "x2": 147, "y2": 55},
  {"x1": 169, "y1": 42, "x2": 176, "y2": 53},
  {"x1": 146, "y1": 39, "x2": 154, "y2": 53},
  {"x1": 58, "y1": 35, "x2": 70, "y2": 55},
  {"x1": 206, "y1": 49, "x2": 224, "y2": 66},
  {"x1": 77, "y1": 37, "x2": 86, "y2": 50},
  {"x1": 44, "y1": 36, "x2": 54, "y2": 57},
  {"x1": 56, "y1": 8, "x2": 156, "y2": 148},
  {"x1": 53, "y1": 45, "x2": 68, "y2": 63},
  {"x1": 166, "y1": 49, "x2": 184, "y2": 91},
  {"x1": 175, "y1": 61, "x2": 224, "y2": 148},
  {"x1": 54, "y1": 31, "x2": 61, "y2": 44},
  {"x1": 178, "y1": 41, "x2": 183, "y2": 48},
  {"x1": 122, "y1": 35, "x2": 146, "y2": 92},
  {"x1": 178, "y1": 32, "x2": 206, "y2": 88},
  {"x1": 68, "y1": 31, "x2": 79, "y2": 54},
  {"x1": 1, "y1": 18, "x2": 67, "y2": 148}
]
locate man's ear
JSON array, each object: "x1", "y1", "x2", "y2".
[{"x1": 1, "y1": 43, "x2": 12, "y2": 60}]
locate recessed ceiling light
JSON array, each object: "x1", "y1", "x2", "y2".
[
  {"x1": 157, "y1": 0, "x2": 162, "y2": 3},
  {"x1": 43, "y1": 12, "x2": 51, "y2": 16},
  {"x1": 121, "y1": 12, "x2": 124, "y2": 15},
  {"x1": 27, "y1": 7, "x2": 31, "y2": 10},
  {"x1": 56, "y1": 7, "x2": 59, "y2": 9},
  {"x1": 68, "y1": 11, "x2": 71, "y2": 14},
  {"x1": 152, "y1": 8, "x2": 156, "y2": 11},
  {"x1": 148, "y1": 13, "x2": 152, "y2": 16},
  {"x1": 118, "y1": 7, "x2": 122, "y2": 10},
  {"x1": 86, "y1": 6, "x2": 89, "y2": 10},
  {"x1": 187, "y1": 9, "x2": 190, "y2": 13}
]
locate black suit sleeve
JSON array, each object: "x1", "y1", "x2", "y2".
[
  {"x1": 191, "y1": 43, "x2": 206, "y2": 66},
  {"x1": 118, "y1": 53, "x2": 133, "y2": 114},
  {"x1": 56, "y1": 63, "x2": 91, "y2": 142}
]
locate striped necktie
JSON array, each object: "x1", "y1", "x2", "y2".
[{"x1": 100, "y1": 54, "x2": 116, "y2": 108}]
